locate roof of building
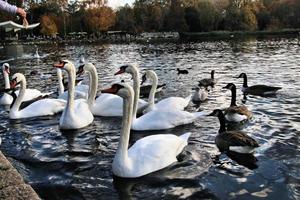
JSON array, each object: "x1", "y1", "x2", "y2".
[{"x1": 0, "y1": 21, "x2": 40, "y2": 32}]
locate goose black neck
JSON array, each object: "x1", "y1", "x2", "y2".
[
  {"x1": 230, "y1": 85, "x2": 237, "y2": 107},
  {"x1": 211, "y1": 70, "x2": 214, "y2": 79},
  {"x1": 243, "y1": 74, "x2": 248, "y2": 87},
  {"x1": 217, "y1": 112, "x2": 226, "y2": 133}
]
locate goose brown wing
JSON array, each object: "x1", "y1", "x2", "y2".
[
  {"x1": 220, "y1": 131, "x2": 259, "y2": 148},
  {"x1": 224, "y1": 106, "x2": 252, "y2": 118}
]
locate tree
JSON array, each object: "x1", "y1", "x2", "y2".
[
  {"x1": 84, "y1": 6, "x2": 116, "y2": 33},
  {"x1": 40, "y1": 15, "x2": 58, "y2": 36},
  {"x1": 164, "y1": 0, "x2": 188, "y2": 31},
  {"x1": 115, "y1": 5, "x2": 135, "y2": 31}
]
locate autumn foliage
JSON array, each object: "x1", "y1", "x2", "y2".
[{"x1": 1, "y1": 0, "x2": 300, "y2": 36}]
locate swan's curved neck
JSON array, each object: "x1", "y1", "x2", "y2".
[
  {"x1": 115, "y1": 89, "x2": 134, "y2": 164},
  {"x1": 217, "y1": 112, "x2": 226, "y2": 133},
  {"x1": 147, "y1": 72, "x2": 158, "y2": 109},
  {"x1": 57, "y1": 69, "x2": 64, "y2": 95},
  {"x1": 65, "y1": 68, "x2": 76, "y2": 114},
  {"x1": 242, "y1": 74, "x2": 248, "y2": 87},
  {"x1": 11, "y1": 77, "x2": 26, "y2": 112},
  {"x1": 3, "y1": 70, "x2": 10, "y2": 89},
  {"x1": 86, "y1": 66, "x2": 98, "y2": 108},
  {"x1": 131, "y1": 68, "x2": 140, "y2": 121},
  {"x1": 230, "y1": 87, "x2": 237, "y2": 107}
]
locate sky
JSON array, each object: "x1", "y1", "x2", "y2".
[{"x1": 107, "y1": 0, "x2": 134, "y2": 8}]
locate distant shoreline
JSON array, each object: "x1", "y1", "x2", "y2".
[
  {"x1": 1, "y1": 29, "x2": 299, "y2": 46},
  {"x1": 179, "y1": 29, "x2": 300, "y2": 41}
]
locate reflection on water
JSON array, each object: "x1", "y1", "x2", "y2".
[{"x1": 0, "y1": 37, "x2": 300, "y2": 199}]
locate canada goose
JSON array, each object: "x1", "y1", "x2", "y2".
[
  {"x1": 237, "y1": 73, "x2": 281, "y2": 96},
  {"x1": 198, "y1": 70, "x2": 216, "y2": 88},
  {"x1": 177, "y1": 68, "x2": 188, "y2": 74},
  {"x1": 208, "y1": 109, "x2": 259, "y2": 154},
  {"x1": 223, "y1": 83, "x2": 252, "y2": 122}
]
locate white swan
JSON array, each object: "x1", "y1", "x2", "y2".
[
  {"x1": 113, "y1": 64, "x2": 207, "y2": 131},
  {"x1": 54, "y1": 60, "x2": 94, "y2": 130},
  {"x1": 141, "y1": 70, "x2": 191, "y2": 113},
  {"x1": 9, "y1": 73, "x2": 66, "y2": 119},
  {"x1": 0, "y1": 63, "x2": 46, "y2": 105},
  {"x1": 105, "y1": 83, "x2": 191, "y2": 178},
  {"x1": 79, "y1": 63, "x2": 147, "y2": 117},
  {"x1": 56, "y1": 68, "x2": 88, "y2": 100},
  {"x1": 192, "y1": 87, "x2": 208, "y2": 102}
]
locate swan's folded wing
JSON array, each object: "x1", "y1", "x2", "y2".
[
  {"x1": 128, "y1": 134, "x2": 188, "y2": 177},
  {"x1": 155, "y1": 95, "x2": 191, "y2": 111},
  {"x1": 132, "y1": 110, "x2": 203, "y2": 130},
  {"x1": 92, "y1": 93, "x2": 123, "y2": 116},
  {"x1": 15, "y1": 89, "x2": 42, "y2": 101},
  {"x1": 19, "y1": 99, "x2": 66, "y2": 118}
]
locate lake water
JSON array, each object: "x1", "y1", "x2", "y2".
[{"x1": 0, "y1": 37, "x2": 299, "y2": 199}]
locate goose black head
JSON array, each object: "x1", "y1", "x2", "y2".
[
  {"x1": 223, "y1": 83, "x2": 236, "y2": 90},
  {"x1": 208, "y1": 109, "x2": 223, "y2": 117},
  {"x1": 237, "y1": 73, "x2": 246, "y2": 78}
]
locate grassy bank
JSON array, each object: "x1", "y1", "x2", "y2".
[{"x1": 179, "y1": 29, "x2": 300, "y2": 40}]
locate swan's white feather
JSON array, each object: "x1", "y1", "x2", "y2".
[
  {"x1": 92, "y1": 93, "x2": 147, "y2": 117},
  {"x1": 9, "y1": 99, "x2": 66, "y2": 119},
  {"x1": 113, "y1": 132, "x2": 191, "y2": 178},
  {"x1": 132, "y1": 110, "x2": 207, "y2": 131},
  {"x1": 60, "y1": 99, "x2": 93, "y2": 129}
]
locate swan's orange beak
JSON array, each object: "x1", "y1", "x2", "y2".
[
  {"x1": 10, "y1": 79, "x2": 17, "y2": 88},
  {"x1": 101, "y1": 87, "x2": 117, "y2": 94},
  {"x1": 114, "y1": 68, "x2": 125, "y2": 75},
  {"x1": 53, "y1": 61, "x2": 65, "y2": 68}
]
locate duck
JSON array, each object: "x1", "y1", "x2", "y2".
[
  {"x1": 54, "y1": 60, "x2": 94, "y2": 130},
  {"x1": 177, "y1": 68, "x2": 188, "y2": 74},
  {"x1": 198, "y1": 70, "x2": 216, "y2": 88},
  {"x1": 141, "y1": 70, "x2": 192, "y2": 113},
  {"x1": 102, "y1": 81, "x2": 207, "y2": 131},
  {"x1": 102, "y1": 83, "x2": 191, "y2": 178},
  {"x1": 237, "y1": 73, "x2": 281, "y2": 96},
  {"x1": 208, "y1": 109, "x2": 259, "y2": 154},
  {"x1": 192, "y1": 87, "x2": 208, "y2": 102},
  {"x1": 223, "y1": 83, "x2": 252, "y2": 123},
  {"x1": 78, "y1": 63, "x2": 147, "y2": 117},
  {"x1": 9, "y1": 73, "x2": 66, "y2": 119},
  {"x1": 0, "y1": 63, "x2": 50, "y2": 105}
]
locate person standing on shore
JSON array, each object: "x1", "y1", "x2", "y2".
[{"x1": 0, "y1": 0, "x2": 26, "y2": 18}]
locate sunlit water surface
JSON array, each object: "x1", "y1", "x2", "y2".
[{"x1": 0, "y1": 37, "x2": 299, "y2": 199}]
